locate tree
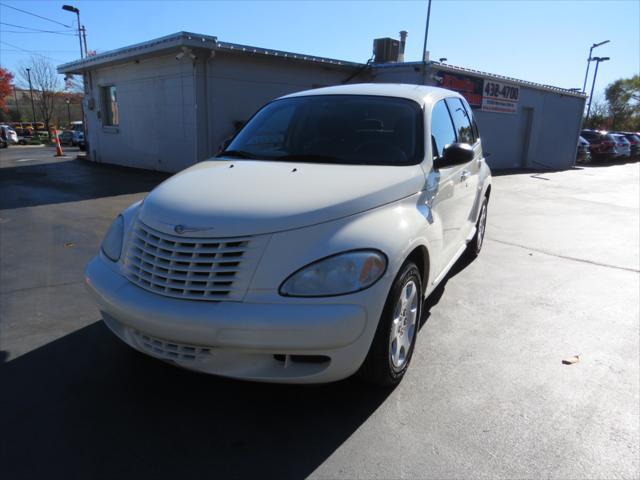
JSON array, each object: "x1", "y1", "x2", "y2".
[
  {"x1": 0, "y1": 67, "x2": 14, "y2": 112},
  {"x1": 18, "y1": 56, "x2": 62, "y2": 133},
  {"x1": 605, "y1": 75, "x2": 640, "y2": 131},
  {"x1": 584, "y1": 94, "x2": 611, "y2": 130}
]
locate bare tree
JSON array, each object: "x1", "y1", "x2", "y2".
[
  {"x1": 18, "y1": 56, "x2": 63, "y2": 134},
  {"x1": 584, "y1": 94, "x2": 611, "y2": 130}
]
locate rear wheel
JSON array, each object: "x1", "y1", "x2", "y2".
[{"x1": 359, "y1": 261, "x2": 422, "y2": 386}]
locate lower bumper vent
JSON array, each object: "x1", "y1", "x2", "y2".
[{"x1": 132, "y1": 330, "x2": 213, "y2": 362}]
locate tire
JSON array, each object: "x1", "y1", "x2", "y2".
[
  {"x1": 359, "y1": 261, "x2": 422, "y2": 387},
  {"x1": 464, "y1": 197, "x2": 488, "y2": 260}
]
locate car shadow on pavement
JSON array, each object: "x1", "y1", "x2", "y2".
[
  {"x1": 0, "y1": 159, "x2": 170, "y2": 210},
  {"x1": 0, "y1": 321, "x2": 394, "y2": 480},
  {"x1": 420, "y1": 252, "x2": 473, "y2": 329}
]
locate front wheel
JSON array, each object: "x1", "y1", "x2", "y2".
[{"x1": 359, "y1": 261, "x2": 422, "y2": 386}]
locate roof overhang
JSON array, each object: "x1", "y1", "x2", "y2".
[
  {"x1": 371, "y1": 61, "x2": 587, "y2": 99},
  {"x1": 57, "y1": 31, "x2": 363, "y2": 75}
]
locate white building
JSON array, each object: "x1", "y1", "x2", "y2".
[{"x1": 58, "y1": 31, "x2": 586, "y2": 172}]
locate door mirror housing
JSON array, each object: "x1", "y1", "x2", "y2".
[{"x1": 434, "y1": 142, "x2": 474, "y2": 169}]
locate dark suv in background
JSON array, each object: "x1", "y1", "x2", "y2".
[{"x1": 580, "y1": 129, "x2": 615, "y2": 160}]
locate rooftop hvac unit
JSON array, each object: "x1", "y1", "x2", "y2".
[{"x1": 373, "y1": 38, "x2": 400, "y2": 63}]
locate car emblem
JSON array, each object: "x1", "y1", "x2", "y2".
[{"x1": 173, "y1": 224, "x2": 214, "y2": 234}]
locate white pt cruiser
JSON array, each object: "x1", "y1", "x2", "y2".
[{"x1": 86, "y1": 84, "x2": 491, "y2": 386}]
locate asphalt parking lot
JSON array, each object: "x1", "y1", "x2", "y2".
[{"x1": 1, "y1": 146, "x2": 638, "y2": 479}]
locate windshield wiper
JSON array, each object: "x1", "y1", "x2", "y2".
[
  {"x1": 273, "y1": 154, "x2": 348, "y2": 164},
  {"x1": 216, "y1": 149, "x2": 258, "y2": 159}
]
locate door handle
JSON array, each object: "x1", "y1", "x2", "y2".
[{"x1": 460, "y1": 170, "x2": 471, "y2": 181}]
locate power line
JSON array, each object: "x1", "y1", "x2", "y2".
[
  {"x1": 0, "y1": 40, "x2": 69, "y2": 62},
  {"x1": 1, "y1": 29, "x2": 77, "y2": 36},
  {"x1": 0, "y1": 21, "x2": 75, "y2": 34},
  {"x1": 0, "y1": 2, "x2": 71, "y2": 28},
  {"x1": 2, "y1": 48, "x2": 79, "y2": 53}
]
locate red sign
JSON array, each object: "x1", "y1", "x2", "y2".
[{"x1": 436, "y1": 71, "x2": 484, "y2": 108}]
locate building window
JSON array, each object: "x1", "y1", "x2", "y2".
[{"x1": 101, "y1": 86, "x2": 119, "y2": 126}]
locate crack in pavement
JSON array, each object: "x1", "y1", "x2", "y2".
[
  {"x1": 0, "y1": 279, "x2": 85, "y2": 296},
  {"x1": 486, "y1": 238, "x2": 640, "y2": 274}
]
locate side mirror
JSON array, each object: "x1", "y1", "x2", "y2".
[{"x1": 434, "y1": 142, "x2": 474, "y2": 169}]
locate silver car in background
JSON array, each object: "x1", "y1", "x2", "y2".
[{"x1": 612, "y1": 134, "x2": 631, "y2": 158}]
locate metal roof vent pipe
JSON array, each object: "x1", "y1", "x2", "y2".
[{"x1": 398, "y1": 30, "x2": 408, "y2": 62}]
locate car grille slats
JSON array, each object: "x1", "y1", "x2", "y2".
[
  {"x1": 124, "y1": 220, "x2": 267, "y2": 301},
  {"x1": 131, "y1": 330, "x2": 213, "y2": 362}
]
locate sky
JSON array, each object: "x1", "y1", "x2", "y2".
[{"x1": 1, "y1": 0, "x2": 638, "y2": 100}]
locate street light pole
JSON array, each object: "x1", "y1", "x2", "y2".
[
  {"x1": 586, "y1": 56, "x2": 610, "y2": 122},
  {"x1": 62, "y1": 5, "x2": 83, "y2": 58},
  {"x1": 582, "y1": 40, "x2": 609, "y2": 93},
  {"x1": 65, "y1": 99, "x2": 71, "y2": 124},
  {"x1": 26, "y1": 68, "x2": 37, "y2": 126},
  {"x1": 422, "y1": 0, "x2": 433, "y2": 63}
]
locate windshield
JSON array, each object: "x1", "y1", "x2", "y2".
[{"x1": 221, "y1": 95, "x2": 424, "y2": 165}]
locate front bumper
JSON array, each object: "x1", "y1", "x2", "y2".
[{"x1": 85, "y1": 256, "x2": 377, "y2": 383}]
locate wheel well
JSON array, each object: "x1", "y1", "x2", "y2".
[{"x1": 406, "y1": 246, "x2": 429, "y2": 286}]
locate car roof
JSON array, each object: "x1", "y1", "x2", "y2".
[{"x1": 280, "y1": 83, "x2": 461, "y2": 106}]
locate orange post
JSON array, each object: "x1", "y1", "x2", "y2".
[{"x1": 53, "y1": 130, "x2": 64, "y2": 157}]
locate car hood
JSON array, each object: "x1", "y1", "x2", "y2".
[{"x1": 139, "y1": 160, "x2": 424, "y2": 237}]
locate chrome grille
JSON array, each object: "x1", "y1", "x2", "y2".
[{"x1": 124, "y1": 220, "x2": 265, "y2": 301}]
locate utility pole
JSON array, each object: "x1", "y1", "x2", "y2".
[
  {"x1": 81, "y1": 26, "x2": 88, "y2": 56},
  {"x1": 582, "y1": 40, "x2": 610, "y2": 93},
  {"x1": 586, "y1": 56, "x2": 610, "y2": 121},
  {"x1": 422, "y1": 0, "x2": 433, "y2": 63},
  {"x1": 65, "y1": 99, "x2": 71, "y2": 124},
  {"x1": 26, "y1": 68, "x2": 37, "y2": 126}
]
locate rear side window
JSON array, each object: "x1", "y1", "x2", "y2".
[
  {"x1": 430, "y1": 100, "x2": 457, "y2": 159},
  {"x1": 459, "y1": 97, "x2": 479, "y2": 140},
  {"x1": 445, "y1": 97, "x2": 475, "y2": 144}
]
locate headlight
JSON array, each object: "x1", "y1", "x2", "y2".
[
  {"x1": 101, "y1": 215, "x2": 124, "y2": 262},
  {"x1": 280, "y1": 250, "x2": 387, "y2": 297}
]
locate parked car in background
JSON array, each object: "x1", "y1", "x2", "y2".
[
  {"x1": 73, "y1": 130, "x2": 85, "y2": 147},
  {"x1": 13, "y1": 127, "x2": 33, "y2": 145},
  {"x1": 580, "y1": 129, "x2": 616, "y2": 160},
  {"x1": 59, "y1": 130, "x2": 74, "y2": 146},
  {"x1": 85, "y1": 84, "x2": 492, "y2": 386},
  {"x1": 0, "y1": 125, "x2": 19, "y2": 147},
  {"x1": 70, "y1": 121, "x2": 83, "y2": 146},
  {"x1": 614, "y1": 132, "x2": 640, "y2": 158},
  {"x1": 576, "y1": 136, "x2": 591, "y2": 163},
  {"x1": 612, "y1": 134, "x2": 631, "y2": 158}
]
